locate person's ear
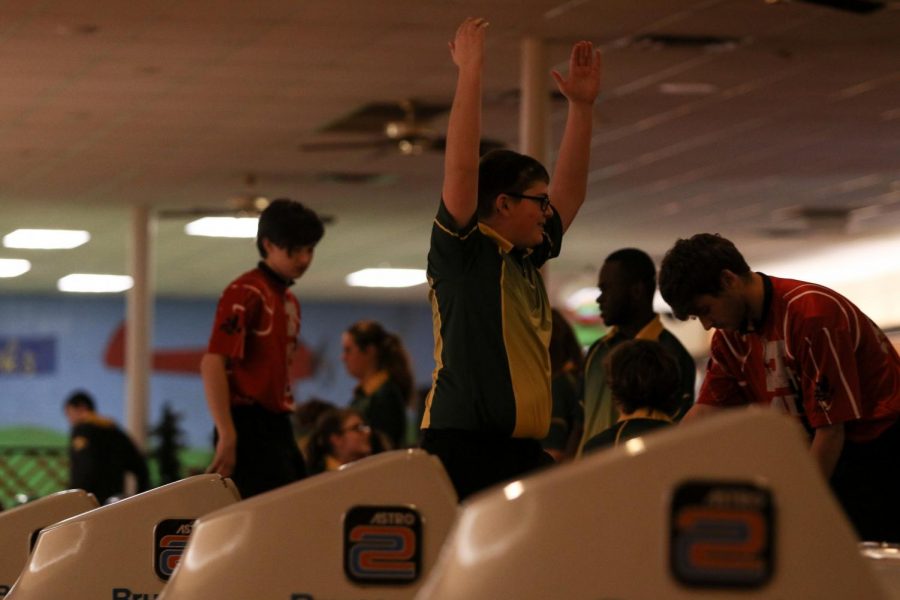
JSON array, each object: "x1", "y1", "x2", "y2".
[
  {"x1": 495, "y1": 193, "x2": 511, "y2": 215},
  {"x1": 720, "y1": 269, "x2": 740, "y2": 291}
]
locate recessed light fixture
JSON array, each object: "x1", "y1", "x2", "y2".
[
  {"x1": 185, "y1": 217, "x2": 258, "y2": 238},
  {"x1": 3, "y1": 229, "x2": 90, "y2": 249},
  {"x1": 345, "y1": 268, "x2": 427, "y2": 288},
  {"x1": 57, "y1": 274, "x2": 133, "y2": 293},
  {"x1": 0, "y1": 258, "x2": 31, "y2": 278}
]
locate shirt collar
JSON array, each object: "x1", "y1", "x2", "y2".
[
  {"x1": 741, "y1": 272, "x2": 772, "y2": 334},
  {"x1": 358, "y1": 370, "x2": 390, "y2": 396},
  {"x1": 618, "y1": 407, "x2": 674, "y2": 424},
  {"x1": 476, "y1": 222, "x2": 534, "y2": 257},
  {"x1": 257, "y1": 261, "x2": 294, "y2": 288},
  {"x1": 601, "y1": 314, "x2": 664, "y2": 344}
]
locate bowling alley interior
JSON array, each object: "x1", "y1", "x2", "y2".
[{"x1": 1, "y1": 1, "x2": 900, "y2": 598}]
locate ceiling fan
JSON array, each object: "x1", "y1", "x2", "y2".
[
  {"x1": 157, "y1": 173, "x2": 271, "y2": 220},
  {"x1": 157, "y1": 173, "x2": 334, "y2": 224},
  {"x1": 299, "y1": 99, "x2": 506, "y2": 156}
]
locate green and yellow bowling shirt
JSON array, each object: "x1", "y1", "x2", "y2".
[{"x1": 421, "y1": 200, "x2": 563, "y2": 439}]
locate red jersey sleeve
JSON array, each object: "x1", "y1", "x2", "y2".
[
  {"x1": 207, "y1": 281, "x2": 263, "y2": 359},
  {"x1": 697, "y1": 333, "x2": 752, "y2": 407},
  {"x1": 791, "y1": 313, "x2": 864, "y2": 429}
]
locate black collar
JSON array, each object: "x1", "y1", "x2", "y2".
[
  {"x1": 257, "y1": 261, "x2": 294, "y2": 288},
  {"x1": 741, "y1": 272, "x2": 772, "y2": 334}
]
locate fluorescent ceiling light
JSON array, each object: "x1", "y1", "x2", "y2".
[
  {"x1": 758, "y1": 235, "x2": 900, "y2": 287},
  {"x1": 185, "y1": 217, "x2": 258, "y2": 238},
  {"x1": 57, "y1": 274, "x2": 133, "y2": 293},
  {"x1": 0, "y1": 258, "x2": 31, "y2": 278},
  {"x1": 345, "y1": 268, "x2": 427, "y2": 288},
  {"x1": 3, "y1": 229, "x2": 90, "y2": 249}
]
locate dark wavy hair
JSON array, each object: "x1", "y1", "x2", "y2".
[
  {"x1": 605, "y1": 340, "x2": 679, "y2": 415},
  {"x1": 306, "y1": 408, "x2": 364, "y2": 475},
  {"x1": 256, "y1": 198, "x2": 325, "y2": 258},
  {"x1": 477, "y1": 149, "x2": 549, "y2": 220},
  {"x1": 659, "y1": 233, "x2": 750, "y2": 320},
  {"x1": 346, "y1": 320, "x2": 414, "y2": 405}
]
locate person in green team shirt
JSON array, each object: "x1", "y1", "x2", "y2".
[
  {"x1": 342, "y1": 320, "x2": 413, "y2": 450},
  {"x1": 577, "y1": 248, "x2": 695, "y2": 457},
  {"x1": 419, "y1": 17, "x2": 603, "y2": 500},
  {"x1": 581, "y1": 340, "x2": 680, "y2": 454}
]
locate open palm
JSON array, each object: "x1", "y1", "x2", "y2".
[{"x1": 552, "y1": 41, "x2": 602, "y2": 105}]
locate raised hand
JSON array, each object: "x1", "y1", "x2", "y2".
[
  {"x1": 449, "y1": 17, "x2": 489, "y2": 70},
  {"x1": 551, "y1": 41, "x2": 602, "y2": 105}
]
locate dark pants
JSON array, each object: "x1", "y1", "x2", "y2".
[
  {"x1": 222, "y1": 405, "x2": 306, "y2": 499},
  {"x1": 420, "y1": 429, "x2": 554, "y2": 501},
  {"x1": 831, "y1": 419, "x2": 900, "y2": 542}
]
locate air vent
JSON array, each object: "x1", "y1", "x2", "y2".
[
  {"x1": 629, "y1": 33, "x2": 743, "y2": 51},
  {"x1": 761, "y1": 206, "x2": 854, "y2": 237},
  {"x1": 313, "y1": 172, "x2": 395, "y2": 186},
  {"x1": 796, "y1": 0, "x2": 885, "y2": 14},
  {"x1": 320, "y1": 101, "x2": 450, "y2": 134}
]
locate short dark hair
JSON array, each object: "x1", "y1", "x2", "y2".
[
  {"x1": 477, "y1": 149, "x2": 549, "y2": 219},
  {"x1": 605, "y1": 340, "x2": 680, "y2": 415},
  {"x1": 604, "y1": 248, "x2": 657, "y2": 302},
  {"x1": 256, "y1": 198, "x2": 325, "y2": 258},
  {"x1": 659, "y1": 233, "x2": 751, "y2": 320},
  {"x1": 64, "y1": 390, "x2": 96, "y2": 412}
]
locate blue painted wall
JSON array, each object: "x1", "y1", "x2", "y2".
[{"x1": 0, "y1": 294, "x2": 434, "y2": 449}]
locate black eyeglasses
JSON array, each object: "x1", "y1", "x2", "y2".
[
  {"x1": 342, "y1": 422, "x2": 371, "y2": 434},
  {"x1": 504, "y1": 192, "x2": 552, "y2": 212}
]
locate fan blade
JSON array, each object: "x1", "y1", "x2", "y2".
[
  {"x1": 157, "y1": 207, "x2": 258, "y2": 219},
  {"x1": 427, "y1": 136, "x2": 506, "y2": 155},
  {"x1": 158, "y1": 207, "x2": 336, "y2": 224},
  {"x1": 299, "y1": 139, "x2": 394, "y2": 152}
]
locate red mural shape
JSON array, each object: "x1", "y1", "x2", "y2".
[{"x1": 103, "y1": 322, "x2": 315, "y2": 380}]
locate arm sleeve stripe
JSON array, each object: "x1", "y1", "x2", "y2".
[{"x1": 822, "y1": 326, "x2": 862, "y2": 419}]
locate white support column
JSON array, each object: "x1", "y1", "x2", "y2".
[
  {"x1": 519, "y1": 36, "x2": 549, "y2": 164},
  {"x1": 125, "y1": 205, "x2": 154, "y2": 455},
  {"x1": 520, "y1": 37, "x2": 551, "y2": 283}
]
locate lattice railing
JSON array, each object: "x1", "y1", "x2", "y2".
[{"x1": 0, "y1": 447, "x2": 68, "y2": 508}]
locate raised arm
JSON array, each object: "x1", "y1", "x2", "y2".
[
  {"x1": 441, "y1": 17, "x2": 489, "y2": 229},
  {"x1": 549, "y1": 41, "x2": 602, "y2": 232}
]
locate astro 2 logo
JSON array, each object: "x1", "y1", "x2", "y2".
[
  {"x1": 343, "y1": 506, "x2": 422, "y2": 585},
  {"x1": 670, "y1": 481, "x2": 774, "y2": 588},
  {"x1": 153, "y1": 519, "x2": 195, "y2": 581}
]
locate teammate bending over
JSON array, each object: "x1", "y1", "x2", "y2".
[{"x1": 659, "y1": 232, "x2": 900, "y2": 542}]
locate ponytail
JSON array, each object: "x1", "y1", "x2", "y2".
[{"x1": 347, "y1": 321, "x2": 415, "y2": 405}]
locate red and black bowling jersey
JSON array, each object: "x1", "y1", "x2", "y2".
[
  {"x1": 207, "y1": 264, "x2": 300, "y2": 414},
  {"x1": 699, "y1": 275, "x2": 900, "y2": 442}
]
